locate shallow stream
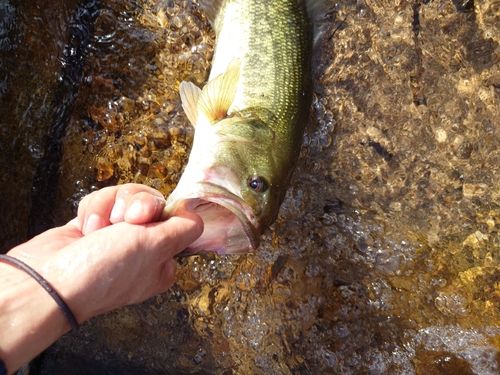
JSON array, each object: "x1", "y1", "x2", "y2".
[{"x1": 1, "y1": 0, "x2": 500, "y2": 374}]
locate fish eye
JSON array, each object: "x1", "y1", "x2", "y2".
[{"x1": 248, "y1": 175, "x2": 269, "y2": 193}]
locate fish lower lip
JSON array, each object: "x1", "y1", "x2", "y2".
[{"x1": 167, "y1": 182, "x2": 259, "y2": 255}]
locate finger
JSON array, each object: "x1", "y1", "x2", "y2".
[
  {"x1": 109, "y1": 184, "x2": 164, "y2": 224},
  {"x1": 125, "y1": 258, "x2": 179, "y2": 305},
  {"x1": 142, "y1": 209, "x2": 204, "y2": 258},
  {"x1": 75, "y1": 190, "x2": 99, "y2": 231},
  {"x1": 53, "y1": 212, "x2": 203, "y2": 319},
  {"x1": 80, "y1": 186, "x2": 119, "y2": 235},
  {"x1": 77, "y1": 184, "x2": 164, "y2": 235},
  {"x1": 123, "y1": 192, "x2": 166, "y2": 224},
  {"x1": 154, "y1": 258, "x2": 178, "y2": 295}
]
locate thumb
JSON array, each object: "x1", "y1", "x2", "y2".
[
  {"x1": 155, "y1": 258, "x2": 178, "y2": 294},
  {"x1": 144, "y1": 208, "x2": 204, "y2": 259}
]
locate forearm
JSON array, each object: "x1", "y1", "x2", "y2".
[{"x1": 0, "y1": 263, "x2": 71, "y2": 375}]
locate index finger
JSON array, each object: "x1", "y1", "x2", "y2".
[{"x1": 76, "y1": 184, "x2": 164, "y2": 235}]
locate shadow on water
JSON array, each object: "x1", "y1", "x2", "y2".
[
  {"x1": 0, "y1": 0, "x2": 92, "y2": 251},
  {"x1": 28, "y1": 351, "x2": 166, "y2": 375},
  {"x1": 28, "y1": 0, "x2": 100, "y2": 237}
]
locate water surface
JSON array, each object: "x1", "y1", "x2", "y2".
[{"x1": 2, "y1": 0, "x2": 500, "y2": 374}]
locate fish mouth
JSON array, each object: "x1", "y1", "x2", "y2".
[{"x1": 164, "y1": 182, "x2": 259, "y2": 255}]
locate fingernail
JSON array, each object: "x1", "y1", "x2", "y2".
[
  {"x1": 84, "y1": 213, "x2": 104, "y2": 235},
  {"x1": 110, "y1": 198, "x2": 127, "y2": 223},
  {"x1": 154, "y1": 196, "x2": 166, "y2": 210},
  {"x1": 126, "y1": 200, "x2": 144, "y2": 220}
]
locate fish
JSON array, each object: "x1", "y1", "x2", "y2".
[{"x1": 162, "y1": 0, "x2": 320, "y2": 255}]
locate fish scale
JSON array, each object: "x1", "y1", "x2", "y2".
[
  {"x1": 212, "y1": 0, "x2": 310, "y2": 140},
  {"x1": 163, "y1": 0, "x2": 314, "y2": 254}
]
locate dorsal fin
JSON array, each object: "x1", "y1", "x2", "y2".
[
  {"x1": 199, "y1": 0, "x2": 224, "y2": 26},
  {"x1": 179, "y1": 81, "x2": 202, "y2": 127},
  {"x1": 197, "y1": 59, "x2": 240, "y2": 122}
]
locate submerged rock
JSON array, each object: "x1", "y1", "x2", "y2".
[{"x1": 1, "y1": 0, "x2": 500, "y2": 374}]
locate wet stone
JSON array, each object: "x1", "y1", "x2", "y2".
[{"x1": 413, "y1": 351, "x2": 474, "y2": 375}]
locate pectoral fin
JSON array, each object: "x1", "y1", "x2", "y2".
[
  {"x1": 179, "y1": 81, "x2": 202, "y2": 128},
  {"x1": 197, "y1": 59, "x2": 240, "y2": 123}
]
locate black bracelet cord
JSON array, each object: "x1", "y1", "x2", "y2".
[{"x1": 0, "y1": 254, "x2": 79, "y2": 334}]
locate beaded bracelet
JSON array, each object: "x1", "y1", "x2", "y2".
[{"x1": 0, "y1": 254, "x2": 79, "y2": 334}]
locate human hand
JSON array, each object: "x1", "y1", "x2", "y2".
[
  {"x1": 75, "y1": 183, "x2": 170, "y2": 234},
  {"x1": 6, "y1": 184, "x2": 203, "y2": 322}
]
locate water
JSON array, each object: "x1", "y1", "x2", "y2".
[{"x1": 1, "y1": 0, "x2": 500, "y2": 374}]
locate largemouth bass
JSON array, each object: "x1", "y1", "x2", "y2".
[{"x1": 163, "y1": 0, "x2": 314, "y2": 254}]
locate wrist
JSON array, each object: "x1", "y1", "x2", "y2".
[
  {"x1": 8, "y1": 244, "x2": 97, "y2": 324},
  {"x1": 0, "y1": 262, "x2": 70, "y2": 373},
  {"x1": 0, "y1": 255, "x2": 79, "y2": 334}
]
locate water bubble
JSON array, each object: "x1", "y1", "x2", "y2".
[
  {"x1": 435, "y1": 291, "x2": 468, "y2": 317},
  {"x1": 255, "y1": 354, "x2": 270, "y2": 369},
  {"x1": 321, "y1": 213, "x2": 336, "y2": 226},
  {"x1": 335, "y1": 324, "x2": 350, "y2": 338},
  {"x1": 192, "y1": 353, "x2": 203, "y2": 364},
  {"x1": 191, "y1": 267, "x2": 201, "y2": 281},
  {"x1": 319, "y1": 133, "x2": 332, "y2": 149},
  {"x1": 28, "y1": 142, "x2": 43, "y2": 159},
  {"x1": 223, "y1": 325, "x2": 232, "y2": 338},
  {"x1": 222, "y1": 305, "x2": 233, "y2": 321},
  {"x1": 322, "y1": 350, "x2": 337, "y2": 368},
  {"x1": 94, "y1": 9, "x2": 117, "y2": 44}
]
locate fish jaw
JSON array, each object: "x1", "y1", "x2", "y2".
[{"x1": 164, "y1": 182, "x2": 260, "y2": 255}]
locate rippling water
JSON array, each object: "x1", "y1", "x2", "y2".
[{"x1": 2, "y1": 0, "x2": 500, "y2": 374}]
